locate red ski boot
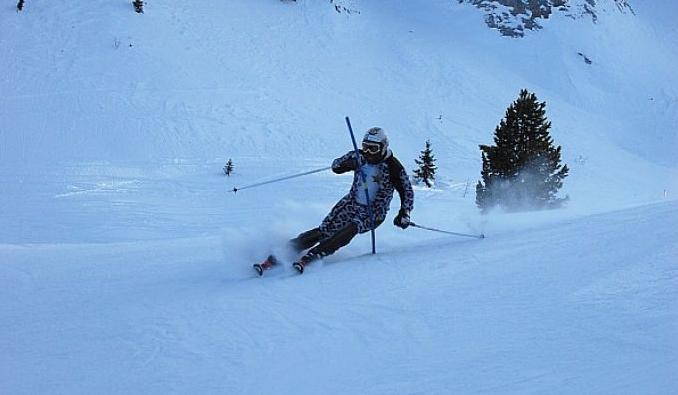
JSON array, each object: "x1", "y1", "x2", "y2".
[
  {"x1": 253, "y1": 255, "x2": 278, "y2": 277},
  {"x1": 292, "y1": 253, "x2": 320, "y2": 274}
]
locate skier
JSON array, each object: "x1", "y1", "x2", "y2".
[{"x1": 255, "y1": 127, "x2": 415, "y2": 275}]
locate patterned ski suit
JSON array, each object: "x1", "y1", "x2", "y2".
[
  {"x1": 319, "y1": 150, "x2": 414, "y2": 237},
  {"x1": 289, "y1": 150, "x2": 414, "y2": 261}
]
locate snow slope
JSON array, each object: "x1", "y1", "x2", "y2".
[
  {"x1": 1, "y1": 0, "x2": 677, "y2": 393},
  {"x1": 2, "y1": 201, "x2": 676, "y2": 393}
]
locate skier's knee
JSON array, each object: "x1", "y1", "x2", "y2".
[
  {"x1": 289, "y1": 227, "x2": 323, "y2": 252},
  {"x1": 311, "y1": 223, "x2": 358, "y2": 256}
]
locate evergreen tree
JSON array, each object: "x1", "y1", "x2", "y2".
[
  {"x1": 476, "y1": 89, "x2": 569, "y2": 212},
  {"x1": 17, "y1": 0, "x2": 24, "y2": 11},
  {"x1": 223, "y1": 159, "x2": 234, "y2": 176},
  {"x1": 133, "y1": 0, "x2": 144, "y2": 13},
  {"x1": 413, "y1": 139, "x2": 437, "y2": 188}
]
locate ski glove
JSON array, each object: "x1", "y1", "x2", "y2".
[{"x1": 393, "y1": 209, "x2": 411, "y2": 229}]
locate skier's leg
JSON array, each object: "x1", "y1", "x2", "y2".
[
  {"x1": 301, "y1": 222, "x2": 358, "y2": 264},
  {"x1": 289, "y1": 228, "x2": 323, "y2": 253},
  {"x1": 294, "y1": 223, "x2": 358, "y2": 273},
  {"x1": 288, "y1": 196, "x2": 352, "y2": 255},
  {"x1": 293, "y1": 197, "x2": 359, "y2": 273}
]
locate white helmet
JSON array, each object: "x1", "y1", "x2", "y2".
[{"x1": 361, "y1": 127, "x2": 389, "y2": 163}]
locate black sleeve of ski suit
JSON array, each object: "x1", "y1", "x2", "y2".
[
  {"x1": 387, "y1": 156, "x2": 414, "y2": 213},
  {"x1": 331, "y1": 151, "x2": 357, "y2": 174}
]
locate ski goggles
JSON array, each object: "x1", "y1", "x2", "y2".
[{"x1": 362, "y1": 141, "x2": 382, "y2": 155}]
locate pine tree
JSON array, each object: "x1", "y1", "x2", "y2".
[
  {"x1": 476, "y1": 89, "x2": 569, "y2": 212},
  {"x1": 223, "y1": 159, "x2": 234, "y2": 176},
  {"x1": 133, "y1": 0, "x2": 144, "y2": 13},
  {"x1": 413, "y1": 139, "x2": 437, "y2": 188},
  {"x1": 17, "y1": 0, "x2": 24, "y2": 11}
]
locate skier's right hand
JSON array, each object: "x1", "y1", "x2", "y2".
[
  {"x1": 393, "y1": 209, "x2": 411, "y2": 229},
  {"x1": 332, "y1": 152, "x2": 358, "y2": 174}
]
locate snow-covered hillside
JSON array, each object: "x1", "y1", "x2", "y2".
[
  {"x1": 2, "y1": 0, "x2": 677, "y2": 243},
  {"x1": 2, "y1": 199, "x2": 677, "y2": 393},
  {"x1": 1, "y1": 0, "x2": 677, "y2": 393}
]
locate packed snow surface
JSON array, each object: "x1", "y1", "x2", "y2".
[
  {"x1": 2, "y1": 201, "x2": 677, "y2": 393},
  {"x1": 1, "y1": 0, "x2": 677, "y2": 393}
]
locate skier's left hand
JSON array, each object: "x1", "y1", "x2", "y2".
[{"x1": 394, "y1": 209, "x2": 411, "y2": 229}]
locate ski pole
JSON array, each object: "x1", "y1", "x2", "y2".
[
  {"x1": 345, "y1": 116, "x2": 376, "y2": 255},
  {"x1": 231, "y1": 166, "x2": 331, "y2": 193},
  {"x1": 410, "y1": 222, "x2": 485, "y2": 239}
]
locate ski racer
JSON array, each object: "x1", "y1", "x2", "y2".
[{"x1": 255, "y1": 127, "x2": 414, "y2": 275}]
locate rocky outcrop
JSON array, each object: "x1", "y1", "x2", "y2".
[{"x1": 458, "y1": 0, "x2": 634, "y2": 37}]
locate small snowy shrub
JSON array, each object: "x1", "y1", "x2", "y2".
[
  {"x1": 133, "y1": 0, "x2": 144, "y2": 13},
  {"x1": 223, "y1": 159, "x2": 234, "y2": 176}
]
